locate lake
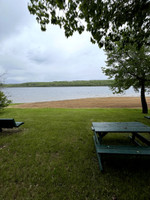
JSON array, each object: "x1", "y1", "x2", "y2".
[{"x1": 2, "y1": 86, "x2": 150, "y2": 103}]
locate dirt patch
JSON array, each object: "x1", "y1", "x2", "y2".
[{"x1": 10, "y1": 97, "x2": 150, "y2": 109}]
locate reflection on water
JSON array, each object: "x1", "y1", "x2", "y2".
[{"x1": 2, "y1": 86, "x2": 149, "y2": 103}]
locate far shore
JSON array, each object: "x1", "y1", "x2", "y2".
[{"x1": 10, "y1": 96, "x2": 150, "y2": 109}]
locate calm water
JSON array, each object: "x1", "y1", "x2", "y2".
[{"x1": 2, "y1": 86, "x2": 149, "y2": 103}]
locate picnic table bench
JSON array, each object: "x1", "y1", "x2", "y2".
[
  {"x1": 92, "y1": 122, "x2": 150, "y2": 171},
  {"x1": 145, "y1": 116, "x2": 150, "y2": 119},
  {"x1": 0, "y1": 118, "x2": 24, "y2": 132}
]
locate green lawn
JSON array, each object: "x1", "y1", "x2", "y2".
[{"x1": 0, "y1": 108, "x2": 150, "y2": 200}]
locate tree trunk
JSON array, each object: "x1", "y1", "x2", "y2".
[{"x1": 141, "y1": 82, "x2": 148, "y2": 113}]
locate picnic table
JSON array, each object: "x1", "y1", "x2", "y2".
[
  {"x1": 92, "y1": 122, "x2": 150, "y2": 171},
  {"x1": 0, "y1": 118, "x2": 24, "y2": 132}
]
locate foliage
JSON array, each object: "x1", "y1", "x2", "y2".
[
  {"x1": 4, "y1": 80, "x2": 114, "y2": 87},
  {"x1": 0, "y1": 107, "x2": 150, "y2": 199},
  {"x1": 0, "y1": 74, "x2": 11, "y2": 109},
  {"x1": 103, "y1": 45, "x2": 150, "y2": 92},
  {"x1": 0, "y1": 91, "x2": 11, "y2": 109},
  {"x1": 28, "y1": 0, "x2": 150, "y2": 50},
  {"x1": 102, "y1": 44, "x2": 150, "y2": 113}
]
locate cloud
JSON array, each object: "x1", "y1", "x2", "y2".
[
  {"x1": 0, "y1": 0, "x2": 31, "y2": 40},
  {"x1": 0, "y1": 0, "x2": 107, "y2": 83}
]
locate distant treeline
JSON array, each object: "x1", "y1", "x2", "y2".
[{"x1": 4, "y1": 80, "x2": 114, "y2": 87}]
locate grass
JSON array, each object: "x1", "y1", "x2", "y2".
[{"x1": 0, "y1": 108, "x2": 150, "y2": 200}]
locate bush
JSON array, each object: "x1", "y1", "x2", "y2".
[{"x1": 0, "y1": 91, "x2": 11, "y2": 109}]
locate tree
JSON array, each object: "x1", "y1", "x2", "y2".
[
  {"x1": 0, "y1": 76, "x2": 11, "y2": 109},
  {"x1": 28, "y1": 0, "x2": 150, "y2": 50},
  {"x1": 102, "y1": 44, "x2": 150, "y2": 113},
  {"x1": 0, "y1": 91, "x2": 11, "y2": 109},
  {"x1": 28, "y1": 0, "x2": 150, "y2": 112}
]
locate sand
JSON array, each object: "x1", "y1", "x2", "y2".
[{"x1": 10, "y1": 97, "x2": 150, "y2": 109}]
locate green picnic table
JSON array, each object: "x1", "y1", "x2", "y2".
[
  {"x1": 145, "y1": 116, "x2": 150, "y2": 119},
  {"x1": 92, "y1": 122, "x2": 150, "y2": 171},
  {"x1": 0, "y1": 118, "x2": 24, "y2": 132}
]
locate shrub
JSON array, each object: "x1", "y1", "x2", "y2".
[{"x1": 0, "y1": 90, "x2": 11, "y2": 109}]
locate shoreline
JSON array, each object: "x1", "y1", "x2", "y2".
[{"x1": 10, "y1": 97, "x2": 150, "y2": 109}]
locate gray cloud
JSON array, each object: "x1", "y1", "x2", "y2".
[
  {"x1": 0, "y1": 0, "x2": 107, "y2": 83},
  {"x1": 0, "y1": 0, "x2": 32, "y2": 41}
]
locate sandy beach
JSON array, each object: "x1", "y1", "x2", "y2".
[{"x1": 11, "y1": 97, "x2": 150, "y2": 109}]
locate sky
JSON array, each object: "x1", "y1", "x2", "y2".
[{"x1": 0, "y1": 0, "x2": 107, "y2": 84}]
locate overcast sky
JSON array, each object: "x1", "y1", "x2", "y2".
[{"x1": 0, "y1": 0, "x2": 107, "y2": 84}]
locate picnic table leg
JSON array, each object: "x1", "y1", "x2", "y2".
[
  {"x1": 130, "y1": 133, "x2": 142, "y2": 146},
  {"x1": 93, "y1": 136, "x2": 104, "y2": 171},
  {"x1": 134, "y1": 133, "x2": 150, "y2": 146},
  {"x1": 94, "y1": 131, "x2": 100, "y2": 145},
  {"x1": 97, "y1": 153, "x2": 103, "y2": 171},
  {"x1": 131, "y1": 133, "x2": 135, "y2": 142},
  {"x1": 98, "y1": 132, "x2": 108, "y2": 144}
]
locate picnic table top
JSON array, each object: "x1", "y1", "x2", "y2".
[{"x1": 92, "y1": 122, "x2": 150, "y2": 133}]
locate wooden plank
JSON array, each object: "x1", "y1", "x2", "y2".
[
  {"x1": 93, "y1": 137, "x2": 150, "y2": 171},
  {"x1": 92, "y1": 122, "x2": 147, "y2": 127},
  {"x1": 96, "y1": 144, "x2": 150, "y2": 155},
  {"x1": 93, "y1": 126, "x2": 150, "y2": 133},
  {"x1": 92, "y1": 122, "x2": 150, "y2": 133},
  {"x1": 92, "y1": 122, "x2": 150, "y2": 132}
]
